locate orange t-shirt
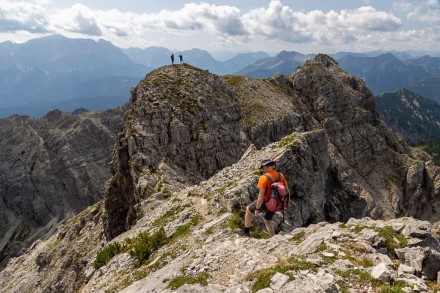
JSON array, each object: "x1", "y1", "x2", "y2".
[{"x1": 257, "y1": 170, "x2": 288, "y2": 201}]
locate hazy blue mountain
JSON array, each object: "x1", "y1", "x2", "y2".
[
  {"x1": 406, "y1": 77, "x2": 440, "y2": 105},
  {"x1": 122, "y1": 47, "x2": 268, "y2": 75},
  {"x1": 376, "y1": 88, "x2": 440, "y2": 144},
  {"x1": 122, "y1": 46, "x2": 171, "y2": 68},
  {"x1": 236, "y1": 50, "x2": 314, "y2": 77},
  {"x1": 0, "y1": 35, "x2": 148, "y2": 117},
  {"x1": 222, "y1": 51, "x2": 270, "y2": 73},
  {"x1": 330, "y1": 50, "x2": 413, "y2": 60},
  {"x1": 405, "y1": 55, "x2": 440, "y2": 76},
  {"x1": 235, "y1": 51, "x2": 440, "y2": 98},
  {"x1": 0, "y1": 94, "x2": 130, "y2": 118},
  {"x1": 174, "y1": 48, "x2": 228, "y2": 74},
  {"x1": 338, "y1": 53, "x2": 429, "y2": 95}
]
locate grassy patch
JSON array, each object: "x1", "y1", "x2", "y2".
[
  {"x1": 93, "y1": 242, "x2": 127, "y2": 270},
  {"x1": 225, "y1": 210, "x2": 245, "y2": 231},
  {"x1": 205, "y1": 226, "x2": 214, "y2": 235},
  {"x1": 290, "y1": 230, "x2": 306, "y2": 243},
  {"x1": 128, "y1": 228, "x2": 168, "y2": 267},
  {"x1": 169, "y1": 214, "x2": 201, "y2": 242},
  {"x1": 167, "y1": 272, "x2": 210, "y2": 290},
  {"x1": 246, "y1": 257, "x2": 317, "y2": 293},
  {"x1": 217, "y1": 180, "x2": 238, "y2": 195},
  {"x1": 317, "y1": 243, "x2": 328, "y2": 252},
  {"x1": 225, "y1": 75, "x2": 244, "y2": 87},
  {"x1": 336, "y1": 269, "x2": 407, "y2": 292},
  {"x1": 93, "y1": 228, "x2": 168, "y2": 269},
  {"x1": 358, "y1": 257, "x2": 374, "y2": 268},
  {"x1": 278, "y1": 135, "x2": 300, "y2": 148},
  {"x1": 336, "y1": 280, "x2": 348, "y2": 293},
  {"x1": 251, "y1": 229, "x2": 271, "y2": 239},
  {"x1": 352, "y1": 226, "x2": 407, "y2": 258},
  {"x1": 47, "y1": 239, "x2": 61, "y2": 252},
  {"x1": 152, "y1": 207, "x2": 181, "y2": 228}
]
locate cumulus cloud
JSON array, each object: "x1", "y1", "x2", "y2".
[
  {"x1": 395, "y1": 0, "x2": 440, "y2": 23},
  {"x1": 242, "y1": 1, "x2": 402, "y2": 45},
  {"x1": 149, "y1": 3, "x2": 247, "y2": 36},
  {"x1": 0, "y1": 0, "x2": 48, "y2": 33},
  {"x1": 73, "y1": 13, "x2": 102, "y2": 36},
  {"x1": 49, "y1": 4, "x2": 103, "y2": 36},
  {"x1": 4, "y1": 0, "x2": 438, "y2": 52}
]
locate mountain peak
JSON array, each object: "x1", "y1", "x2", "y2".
[{"x1": 313, "y1": 53, "x2": 338, "y2": 67}]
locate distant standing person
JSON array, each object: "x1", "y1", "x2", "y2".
[
  {"x1": 171, "y1": 53, "x2": 174, "y2": 64},
  {"x1": 178, "y1": 54, "x2": 183, "y2": 64}
]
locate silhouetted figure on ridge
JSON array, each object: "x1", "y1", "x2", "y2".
[
  {"x1": 178, "y1": 54, "x2": 183, "y2": 64},
  {"x1": 171, "y1": 53, "x2": 174, "y2": 64}
]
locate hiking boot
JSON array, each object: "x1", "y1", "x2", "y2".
[{"x1": 240, "y1": 228, "x2": 250, "y2": 237}]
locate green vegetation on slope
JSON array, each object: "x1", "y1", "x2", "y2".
[
  {"x1": 415, "y1": 140, "x2": 440, "y2": 166},
  {"x1": 376, "y1": 89, "x2": 440, "y2": 145},
  {"x1": 93, "y1": 228, "x2": 167, "y2": 269}
]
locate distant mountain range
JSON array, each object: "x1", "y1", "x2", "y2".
[
  {"x1": 376, "y1": 88, "x2": 440, "y2": 145},
  {"x1": 1, "y1": 34, "x2": 440, "y2": 118},
  {"x1": 238, "y1": 51, "x2": 440, "y2": 106},
  {"x1": 0, "y1": 35, "x2": 148, "y2": 115},
  {"x1": 236, "y1": 50, "x2": 313, "y2": 78},
  {"x1": 122, "y1": 47, "x2": 269, "y2": 75}
]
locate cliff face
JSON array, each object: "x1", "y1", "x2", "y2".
[
  {"x1": 0, "y1": 106, "x2": 126, "y2": 265},
  {"x1": 104, "y1": 56, "x2": 440, "y2": 240}
]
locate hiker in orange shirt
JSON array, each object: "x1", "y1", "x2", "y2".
[{"x1": 243, "y1": 158, "x2": 289, "y2": 237}]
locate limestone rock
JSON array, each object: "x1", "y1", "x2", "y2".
[
  {"x1": 371, "y1": 263, "x2": 392, "y2": 282},
  {"x1": 0, "y1": 106, "x2": 126, "y2": 266},
  {"x1": 270, "y1": 272, "x2": 290, "y2": 291},
  {"x1": 395, "y1": 247, "x2": 429, "y2": 274}
]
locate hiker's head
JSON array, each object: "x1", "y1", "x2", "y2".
[{"x1": 260, "y1": 158, "x2": 276, "y2": 171}]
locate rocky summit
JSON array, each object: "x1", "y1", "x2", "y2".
[{"x1": 1, "y1": 55, "x2": 440, "y2": 293}]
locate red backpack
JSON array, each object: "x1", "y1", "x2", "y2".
[{"x1": 264, "y1": 172, "x2": 288, "y2": 212}]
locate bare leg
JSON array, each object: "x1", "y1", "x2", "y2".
[
  {"x1": 245, "y1": 206, "x2": 253, "y2": 228},
  {"x1": 263, "y1": 218, "x2": 275, "y2": 237}
]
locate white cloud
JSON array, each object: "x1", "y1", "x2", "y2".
[
  {"x1": 48, "y1": 4, "x2": 103, "y2": 36},
  {"x1": 0, "y1": 0, "x2": 48, "y2": 33},
  {"x1": 241, "y1": 1, "x2": 401, "y2": 45},
  {"x1": 1, "y1": 0, "x2": 438, "y2": 52},
  {"x1": 147, "y1": 3, "x2": 247, "y2": 36},
  {"x1": 395, "y1": 0, "x2": 440, "y2": 23},
  {"x1": 36, "y1": 1, "x2": 403, "y2": 47}
]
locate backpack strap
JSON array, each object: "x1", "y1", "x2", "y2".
[
  {"x1": 264, "y1": 172, "x2": 281, "y2": 183},
  {"x1": 264, "y1": 173, "x2": 275, "y2": 183}
]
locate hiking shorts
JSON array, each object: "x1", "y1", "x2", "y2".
[{"x1": 248, "y1": 200, "x2": 275, "y2": 221}]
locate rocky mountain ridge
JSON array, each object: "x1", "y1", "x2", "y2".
[
  {"x1": 104, "y1": 55, "x2": 440, "y2": 241},
  {"x1": 0, "y1": 105, "x2": 126, "y2": 266},
  {"x1": 1, "y1": 55, "x2": 440, "y2": 292},
  {"x1": 376, "y1": 88, "x2": 440, "y2": 145}
]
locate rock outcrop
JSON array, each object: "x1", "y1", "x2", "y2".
[{"x1": 0, "y1": 106, "x2": 126, "y2": 266}]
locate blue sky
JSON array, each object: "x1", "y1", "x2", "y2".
[{"x1": 0, "y1": 0, "x2": 439, "y2": 54}]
